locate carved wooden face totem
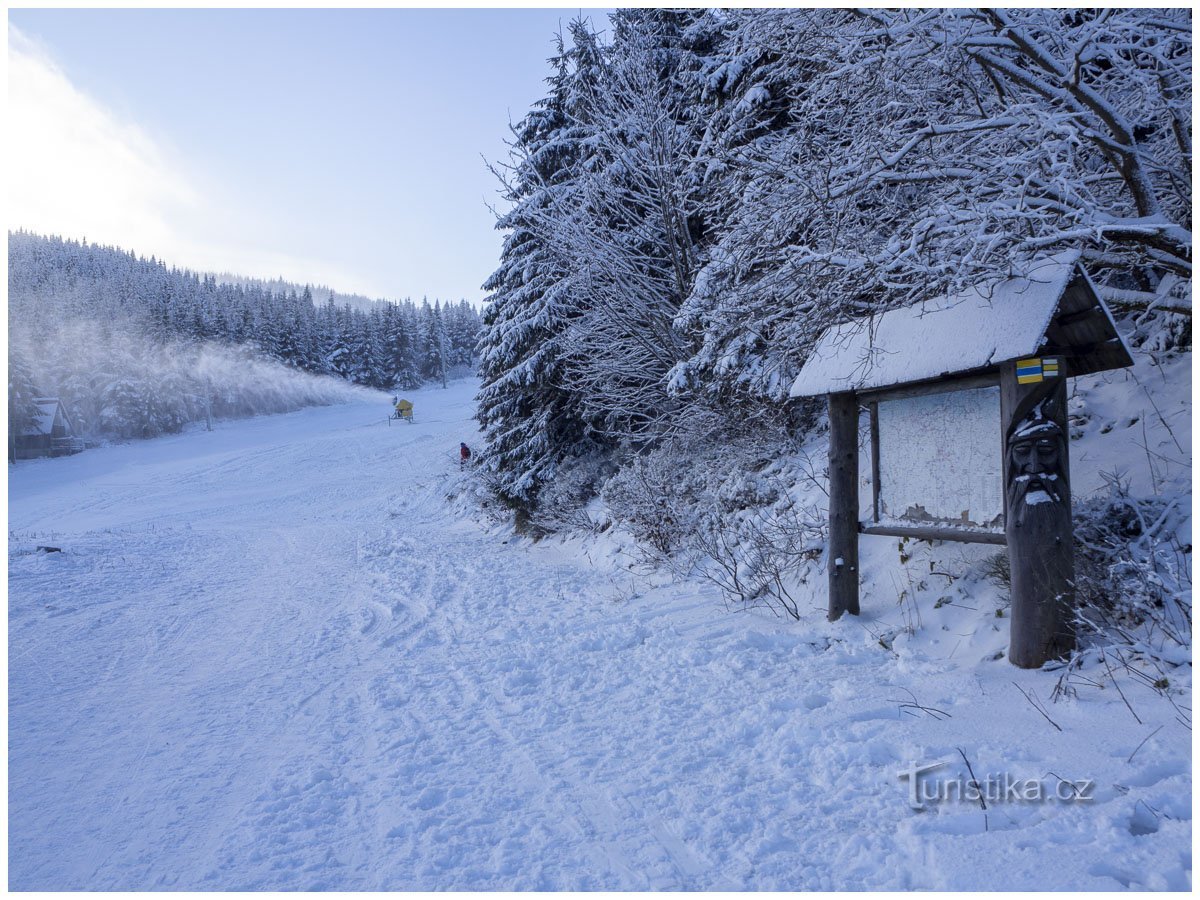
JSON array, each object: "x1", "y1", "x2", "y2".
[{"x1": 1006, "y1": 398, "x2": 1067, "y2": 523}]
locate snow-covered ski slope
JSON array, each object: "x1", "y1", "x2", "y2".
[{"x1": 9, "y1": 378, "x2": 1190, "y2": 890}]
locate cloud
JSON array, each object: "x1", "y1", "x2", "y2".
[
  {"x1": 7, "y1": 27, "x2": 384, "y2": 297},
  {"x1": 8, "y1": 28, "x2": 200, "y2": 256}
]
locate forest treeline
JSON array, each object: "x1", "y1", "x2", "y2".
[
  {"x1": 476, "y1": 8, "x2": 1191, "y2": 523},
  {"x1": 9, "y1": 231, "x2": 482, "y2": 442}
]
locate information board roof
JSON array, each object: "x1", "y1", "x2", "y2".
[{"x1": 790, "y1": 252, "x2": 1132, "y2": 397}]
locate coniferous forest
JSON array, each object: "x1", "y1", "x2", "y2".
[
  {"x1": 475, "y1": 8, "x2": 1191, "y2": 529},
  {"x1": 8, "y1": 231, "x2": 481, "y2": 442}
]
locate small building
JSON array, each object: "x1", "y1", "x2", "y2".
[
  {"x1": 790, "y1": 252, "x2": 1133, "y2": 668},
  {"x1": 13, "y1": 398, "x2": 83, "y2": 460}
]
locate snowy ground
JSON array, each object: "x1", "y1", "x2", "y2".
[{"x1": 8, "y1": 378, "x2": 1191, "y2": 890}]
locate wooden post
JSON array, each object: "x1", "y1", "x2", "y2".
[
  {"x1": 205, "y1": 377, "x2": 213, "y2": 432},
  {"x1": 827, "y1": 391, "x2": 860, "y2": 621},
  {"x1": 1000, "y1": 362, "x2": 1075, "y2": 668},
  {"x1": 869, "y1": 401, "x2": 881, "y2": 523}
]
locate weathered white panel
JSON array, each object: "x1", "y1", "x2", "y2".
[{"x1": 876, "y1": 386, "x2": 1003, "y2": 529}]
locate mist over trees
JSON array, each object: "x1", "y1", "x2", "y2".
[
  {"x1": 8, "y1": 231, "x2": 482, "y2": 442},
  {"x1": 211, "y1": 272, "x2": 385, "y2": 314},
  {"x1": 477, "y1": 7, "x2": 1191, "y2": 516}
]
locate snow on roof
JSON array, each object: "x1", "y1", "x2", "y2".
[
  {"x1": 21, "y1": 399, "x2": 63, "y2": 437},
  {"x1": 790, "y1": 252, "x2": 1082, "y2": 397}
]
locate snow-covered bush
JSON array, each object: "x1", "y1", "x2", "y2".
[
  {"x1": 596, "y1": 417, "x2": 828, "y2": 620},
  {"x1": 601, "y1": 449, "x2": 703, "y2": 556},
  {"x1": 1125, "y1": 310, "x2": 1191, "y2": 356},
  {"x1": 688, "y1": 500, "x2": 826, "y2": 621},
  {"x1": 526, "y1": 453, "x2": 617, "y2": 536},
  {"x1": 1073, "y1": 474, "x2": 1191, "y2": 661},
  {"x1": 981, "y1": 473, "x2": 1191, "y2": 665}
]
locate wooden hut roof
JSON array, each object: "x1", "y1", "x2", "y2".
[
  {"x1": 21, "y1": 398, "x2": 72, "y2": 437},
  {"x1": 790, "y1": 252, "x2": 1133, "y2": 398}
]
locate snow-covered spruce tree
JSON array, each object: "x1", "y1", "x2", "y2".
[
  {"x1": 415, "y1": 299, "x2": 448, "y2": 388},
  {"x1": 433, "y1": 301, "x2": 451, "y2": 388},
  {"x1": 8, "y1": 348, "x2": 43, "y2": 461},
  {"x1": 317, "y1": 297, "x2": 351, "y2": 377},
  {"x1": 669, "y1": 9, "x2": 845, "y2": 405},
  {"x1": 383, "y1": 302, "x2": 423, "y2": 390},
  {"x1": 447, "y1": 299, "x2": 482, "y2": 368},
  {"x1": 476, "y1": 22, "x2": 606, "y2": 508},
  {"x1": 549, "y1": 10, "x2": 723, "y2": 444},
  {"x1": 291, "y1": 287, "x2": 322, "y2": 372},
  {"x1": 361, "y1": 307, "x2": 392, "y2": 389}
]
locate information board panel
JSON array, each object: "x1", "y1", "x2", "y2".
[{"x1": 874, "y1": 386, "x2": 1003, "y2": 530}]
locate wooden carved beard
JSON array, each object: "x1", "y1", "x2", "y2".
[{"x1": 1006, "y1": 397, "x2": 1067, "y2": 528}]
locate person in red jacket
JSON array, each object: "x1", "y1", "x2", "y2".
[{"x1": 460, "y1": 443, "x2": 471, "y2": 466}]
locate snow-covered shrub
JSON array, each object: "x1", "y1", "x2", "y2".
[
  {"x1": 527, "y1": 453, "x2": 618, "y2": 536},
  {"x1": 599, "y1": 408, "x2": 788, "y2": 554},
  {"x1": 1127, "y1": 312, "x2": 1191, "y2": 356},
  {"x1": 977, "y1": 475, "x2": 1191, "y2": 663},
  {"x1": 710, "y1": 468, "x2": 781, "y2": 513},
  {"x1": 688, "y1": 500, "x2": 826, "y2": 621},
  {"x1": 1108, "y1": 278, "x2": 1191, "y2": 354},
  {"x1": 458, "y1": 460, "x2": 525, "y2": 529},
  {"x1": 601, "y1": 449, "x2": 704, "y2": 556},
  {"x1": 1072, "y1": 474, "x2": 1191, "y2": 662},
  {"x1": 598, "y1": 415, "x2": 828, "y2": 620},
  {"x1": 980, "y1": 550, "x2": 1011, "y2": 591}
]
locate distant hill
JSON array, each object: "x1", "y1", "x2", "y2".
[{"x1": 212, "y1": 272, "x2": 386, "y2": 313}]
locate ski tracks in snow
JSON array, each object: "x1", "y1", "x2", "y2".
[
  {"x1": 358, "y1": 528, "x2": 723, "y2": 890},
  {"x1": 207, "y1": 509, "x2": 723, "y2": 889}
]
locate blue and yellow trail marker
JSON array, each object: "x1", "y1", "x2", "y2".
[{"x1": 1016, "y1": 357, "x2": 1061, "y2": 384}]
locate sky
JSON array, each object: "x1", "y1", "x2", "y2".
[{"x1": 7, "y1": 8, "x2": 609, "y2": 304}]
